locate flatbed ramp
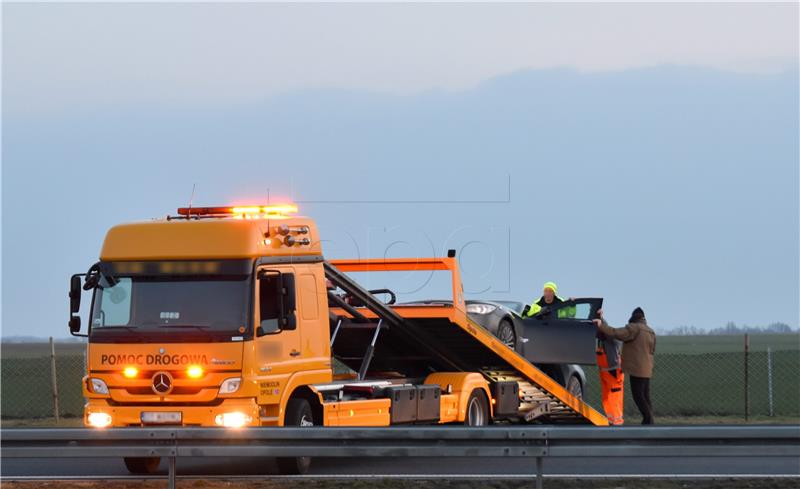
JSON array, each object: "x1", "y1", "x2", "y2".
[{"x1": 325, "y1": 259, "x2": 608, "y2": 426}]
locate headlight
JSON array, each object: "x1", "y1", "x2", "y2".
[
  {"x1": 87, "y1": 412, "x2": 112, "y2": 428},
  {"x1": 89, "y1": 378, "x2": 109, "y2": 395},
  {"x1": 218, "y1": 377, "x2": 241, "y2": 395},
  {"x1": 186, "y1": 365, "x2": 204, "y2": 379},
  {"x1": 215, "y1": 412, "x2": 252, "y2": 428},
  {"x1": 466, "y1": 303, "x2": 498, "y2": 315}
]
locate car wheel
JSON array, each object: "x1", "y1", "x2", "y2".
[
  {"x1": 496, "y1": 319, "x2": 516, "y2": 350},
  {"x1": 566, "y1": 375, "x2": 583, "y2": 399},
  {"x1": 276, "y1": 398, "x2": 314, "y2": 474},
  {"x1": 124, "y1": 457, "x2": 161, "y2": 474},
  {"x1": 463, "y1": 389, "x2": 490, "y2": 426}
]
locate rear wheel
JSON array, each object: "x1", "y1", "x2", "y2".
[
  {"x1": 566, "y1": 375, "x2": 583, "y2": 399},
  {"x1": 124, "y1": 457, "x2": 161, "y2": 474},
  {"x1": 464, "y1": 389, "x2": 490, "y2": 426},
  {"x1": 496, "y1": 320, "x2": 516, "y2": 350},
  {"x1": 276, "y1": 398, "x2": 314, "y2": 475}
]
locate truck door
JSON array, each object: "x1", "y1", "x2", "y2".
[
  {"x1": 520, "y1": 298, "x2": 603, "y2": 365},
  {"x1": 255, "y1": 267, "x2": 302, "y2": 376}
]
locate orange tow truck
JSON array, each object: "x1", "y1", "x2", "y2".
[{"x1": 68, "y1": 204, "x2": 607, "y2": 474}]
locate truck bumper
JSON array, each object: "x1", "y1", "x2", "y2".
[{"x1": 84, "y1": 398, "x2": 261, "y2": 428}]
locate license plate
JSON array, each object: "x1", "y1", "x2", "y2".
[{"x1": 141, "y1": 411, "x2": 182, "y2": 424}]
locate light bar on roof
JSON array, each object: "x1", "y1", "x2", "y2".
[{"x1": 177, "y1": 204, "x2": 298, "y2": 218}]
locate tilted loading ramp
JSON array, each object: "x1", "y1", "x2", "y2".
[{"x1": 324, "y1": 259, "x2": 608, "y2": 426}]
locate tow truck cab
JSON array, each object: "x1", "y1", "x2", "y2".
[{"x1": 71, "y1": 206, "x2": 340, "y2": 430}]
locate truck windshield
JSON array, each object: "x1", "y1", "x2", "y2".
[{"x1": 90, "y1": 276, "x2": 249, "y2": 335}]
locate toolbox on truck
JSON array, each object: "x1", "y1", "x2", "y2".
[
  {"x1": 386, "y1": 385, "x2": 417, "y2": 424},
  {"x1": 491, "y1": 381, "x2": 520, "y2": 416},
  {"x1": 416, "y1": 384, "x2": 441, "y2": 422}
]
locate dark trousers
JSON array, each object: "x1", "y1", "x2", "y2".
[{"x1": 630, "y1": 375, "x2": 654, "y2": 425}]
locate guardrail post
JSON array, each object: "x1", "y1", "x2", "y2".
[
  {"x1": 534, "y1": 427, "x2": 548, "y2": 489},
  {"x1": 535, "y1": 456, "x2": 543, "y2": 489},
  {"x1": 168, "y1": 455, "x2": 176, "y2": 489}
]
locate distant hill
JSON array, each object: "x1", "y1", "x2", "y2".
[{"x1": 1, "y1": 336, "x2": 85, "y2": 343}]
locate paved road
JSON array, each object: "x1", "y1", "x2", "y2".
[{"x1": 2, "y1": 456, "x2": 799, "y2": 478}]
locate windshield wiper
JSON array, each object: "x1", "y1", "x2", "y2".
[
  {"x1": 158, "y1": 324, "x2": 210, "y2": 330},
  {"x1": 95, "y1": 325, "x2": 137, "y2": 331}
]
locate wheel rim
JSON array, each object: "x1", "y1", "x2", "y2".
[
  {"x1": 568, "y1": 378, "x2": 582, "y2": 399},
  {"x1": 299, "y1": 414, "x2": 314, "y2": 427},
  {"x1": 467, "y1": 397, "x2": 485, "y2": 426},
  {"x1": 498, "y1": 324, "x2": 515, "y2": 348}
]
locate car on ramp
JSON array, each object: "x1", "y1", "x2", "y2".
[{"x1": 400, "y1": 298, "x2": 602, "y2": 400}]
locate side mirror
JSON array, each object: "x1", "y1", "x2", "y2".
[
  {"x1": 258, "y1": 271, "x2": 297, "y2": 334},
  {"x1": 69, "y1": 274, "x2": 83, "y2": 335},
  {"x1": 69, "y1": 275, "x2": 82, "y2": 314},
  {"x1": 280, "y1": 274, "x2": 297, "y2": 330},
  {"x1": 69, "y1": 316, "x2": 81, "y2": 334},
  {"x1": 281, "y1": 273, "x2": 296, "y2": 313},
  {"x1": 281, "y1": 312, "x2": 297, "y2": 331}
]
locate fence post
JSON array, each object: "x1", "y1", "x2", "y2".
[
  {"x1": 49, "y1": 337, "x2": 60, "y2": 423},
  {"x1": 744, "y1": 334, "x2": 749, "y2": 422},
  {"x1": 767, "y1": 346, "x2": 774, "y2": 417}
]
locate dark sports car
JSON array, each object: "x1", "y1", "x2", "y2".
[
  {"x1": 401, "y1": 298, "x2": 602, "y2": 399},
  {"x1": 466, "y1": 299, "x2": 592, "y2": 399}
]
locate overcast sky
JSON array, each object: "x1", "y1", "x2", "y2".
[
  {"x1": 2, "y1": 2, "x2": 799, "y2": 338},
  {"x1": 4, "y1": 2, "x2": 798, "y2": 116}
]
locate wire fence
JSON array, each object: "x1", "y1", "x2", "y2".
[
  {"x1": 1, "y1": 337, "x2": 799, "y2": 421},
  {"x1": 583, "y1": 347, "x2": 800, "y2": 420},
  {"x1": 1, "y1": 341, "x2": 86, "y2": 419}
]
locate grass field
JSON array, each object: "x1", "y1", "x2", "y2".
[{"x1": 2, "y1": 335, "x2": 799, "y2": 422}]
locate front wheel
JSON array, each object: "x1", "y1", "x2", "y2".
[
  {"x1": 124, "y1": 457, "x2": 161, "y2": 474},
  {"x1": 276, "y1": 398, "x2": 314, "y2": 475},
  {"x1": 566, "y1": 375, "x2": 583, "y2": 399},
  {"x1": 496, "y1": 320, "x2": 516, "y2": 350},
  {"x1": 464, "y1": 389, "x2": 490, "y2": 426}
]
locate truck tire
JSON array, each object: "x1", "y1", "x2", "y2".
[
  {"x1": 464, "y1": 389, "x2": 490, "y2": 426},
  {"x1": 567, "y1": 375, "x2": 583, "y2": 399},
  {"x1": 276, "y1": 398, "x2": 314, "y2": 475},
  {"x1": 496, "y1": 320, "x2": 516, "y2": 350},
  {"x1": 124, "y1": 457, "x2": 161, "y2": 474}
]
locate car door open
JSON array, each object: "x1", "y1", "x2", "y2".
[{"x1": 520, "y1": 298, "x2": 603, "y2": 365}]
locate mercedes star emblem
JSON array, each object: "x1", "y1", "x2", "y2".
[{"x1": 151, "y1": 372, "x2": 173, "y2": 395}]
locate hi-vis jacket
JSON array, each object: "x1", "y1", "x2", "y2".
[{"x1": 522, "y1": 296, "x2": 576, "y2": 318}]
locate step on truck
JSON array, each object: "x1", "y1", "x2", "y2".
[{"x1": 68, "y1": 204, "x2": 608, "y2": 475}]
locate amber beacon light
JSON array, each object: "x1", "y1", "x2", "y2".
[{"x1": 176, "y1": 204, "x2": 298, "y2": 219}]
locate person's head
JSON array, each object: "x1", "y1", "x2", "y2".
[
  {"x1": 542, "y1": 281, "x2": 558, "y2": 303},
  {"x1": 629, "y1": 307, "x2": 645, "y2": 323}
]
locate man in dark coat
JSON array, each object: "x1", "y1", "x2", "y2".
[{"x1": 594, "y1": 307, "x2": 656, "y2": 424}]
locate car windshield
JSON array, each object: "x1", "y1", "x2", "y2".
[
  {"x1": 494, "y1": 301, "x2": 525, "y2": 314},
  {"x1": 90, "y1": 276, "x2": 249, "y2": 333}
]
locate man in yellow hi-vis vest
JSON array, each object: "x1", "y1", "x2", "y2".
[{"x1": 522, "y1": 282, "x2": 575, "y2": 318}]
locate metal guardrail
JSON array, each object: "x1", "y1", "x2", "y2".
[{"x1": 2, "y1": 426, "x2": 799, "y2": 489}]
